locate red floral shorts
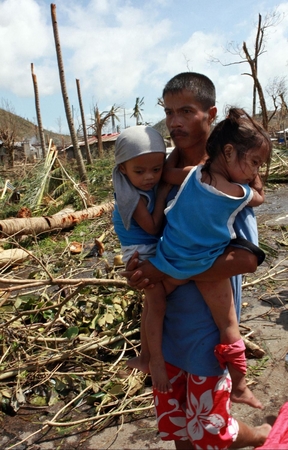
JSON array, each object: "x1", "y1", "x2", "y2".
[{"x1": 153, "y1": 362, "x2": 239, "y2": 449}]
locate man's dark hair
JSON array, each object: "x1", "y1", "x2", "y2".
[{"x1": 162, "y1": 72, "x2": 216, "y2": 110}]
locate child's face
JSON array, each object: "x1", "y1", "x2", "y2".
[
  {"x1": 227, "y1": 142, "x2": 269, "y2": 184},
  {"x1": 119, "y1": 152, "x2": 165, "y2": 191}
]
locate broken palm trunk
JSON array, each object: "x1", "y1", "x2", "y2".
[{"x1": 0, "y1": 202, "x2": 114, "y2": 238}]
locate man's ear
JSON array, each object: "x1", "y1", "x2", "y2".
[
  {"x1": 208, "y1": 106, "x2": 217, "y2": 124},
  {"x1": 119, "y1": 163, "x2": 126, "y2": 174},
  {"x1": 224, "y1": 144, "x2": 234, "y2": 161}
]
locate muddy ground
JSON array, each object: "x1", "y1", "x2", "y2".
[{"x1": 0, "y1": 184, "x2": 287, "y2": 450}]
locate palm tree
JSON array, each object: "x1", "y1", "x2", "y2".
[
  {"x1": 110, "y1": 105, "x2": 119, "y2": 133},
  {"x1": 50, "y1": 4, "x2": 87, "y2": 182},
  {"x1": 90, "y1": 104, "x2": 120, "y2": 157},
  {"x1": 131, "y1": 97, "x2": 144, "y2": 125}
]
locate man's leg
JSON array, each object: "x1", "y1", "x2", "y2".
[
  {"x1": 230, "y1": 421, "x2": 271, "y2": 449},
  {"x1": 175, "y1": 440, "x2": 194, "y2": 449},
  {"x1": 153, "y1": 363, "x2": 189, "y2": 444}
]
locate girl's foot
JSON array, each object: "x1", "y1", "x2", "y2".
[{"x1": 231, "y1": 386, "x2": 263, "y2": 409}]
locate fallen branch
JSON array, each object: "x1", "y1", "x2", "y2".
[
  {"x1": 243, "y1": 337, "x2": 265, "y2": 358},
  {"x1": 243, "y1": 258, "x2": 288, "y2": 288},
  {"x1": 0, "y1": 275, "x2": 127, "y2": 292},
  {"x1": 0, "y1": 328, "x2": 139, "y2": 380}
]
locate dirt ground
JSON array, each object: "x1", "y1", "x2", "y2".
[{"x1": 0, "y1": 185, "x2": 287, "y2": 450}]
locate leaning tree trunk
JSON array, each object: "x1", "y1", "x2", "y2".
[
  {"x1": 51, "y1": 4, "x2": 88, "y2": 182},
  {"x1": 76, "y1": 78, "x2": 92, "y2": 164},
  {"x1": 31, "y1": 63, "x2": 46, "y2": 158}
]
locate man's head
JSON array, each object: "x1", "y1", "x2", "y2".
[
  {"x1": 162, "y1": 72, "x2": 217, "y2": 153},
  {"x1": 162, "y1": 72, "x2": 216, "y2": 111}
]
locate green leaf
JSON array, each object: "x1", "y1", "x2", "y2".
[
  {"x1": 108, "y1": 384, "x2": 124, "y2": 396},
  {"x1": 54, "y1": 378, "x2": 68, "y2": 393},
  {"x1": 29, "y1": 395, "x2": 47, "y2": 406},
  {"x1": 62, "y1": 326, "x2": 79, "y2": 339},
  {"x1": 86, "y1": 392, "x2": 105, "y2": 405}
]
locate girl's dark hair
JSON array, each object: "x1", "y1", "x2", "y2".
[
  {"x1": 205, "y1": 107, "x2": 272, "y2": 179},
  {"x1": 162, "y1": 72, "x2": 216, "y2": 110}
]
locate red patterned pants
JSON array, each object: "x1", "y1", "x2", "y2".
[{"x1": 153, "y1": 362, "x2": 239, "y2": 449}]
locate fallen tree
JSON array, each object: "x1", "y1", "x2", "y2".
[{"x1": 0, "y1": 201, "x2": 114, "y2": 238}]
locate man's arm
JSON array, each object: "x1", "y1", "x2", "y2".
[
  {"x1": 121, "y1": 247, "x2": 258, "y2": 289},
  {"x1": 193, "y1": 246, "x2": 258, "y2": 281},
  {"x1": 162, "y1": 148, "x2": 192, "y2": 185}
]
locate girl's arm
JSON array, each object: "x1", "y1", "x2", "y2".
[
  {"x1": 248, "y1": 175, "x2": 265, "y2": 207},
  {"x1": 162, "y1": 148, "x2": 192, "y2": 185},
  {"x1": 132, "y1": 181, "x2": 171, "y2": 235}
]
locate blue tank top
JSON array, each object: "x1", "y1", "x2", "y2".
[
  {"x1": 112, "y1": 189, "x2": 159, "y2": 246},
  {"x1": 150, "y1": 165, "x2": 252, "y2": 279}
]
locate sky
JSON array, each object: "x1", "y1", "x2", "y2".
[{"x1": 0, "y1": 0, "x2": 287, "y2": 136}]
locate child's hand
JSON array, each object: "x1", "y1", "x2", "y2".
[
  {"x1": 248, "y1": 174, "x2": 265, "y2": 207},
  {"x1": 249, "y1": 174, "x2": 263, "y2": 193}
]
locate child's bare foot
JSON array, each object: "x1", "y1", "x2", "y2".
[
  {"x1": 126, "y1": 356, "x2": 149, "y2": 373},
  {"x1": 150, "y1": 357, "x2": 173, "y2": 393},
  {"x1": 231, "y1": 386, "x2": 263, "y2": 409}
]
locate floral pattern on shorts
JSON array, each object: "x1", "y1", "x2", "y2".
[{"x1": 153, "y1": 363, "x2": 239, "y2": 449}]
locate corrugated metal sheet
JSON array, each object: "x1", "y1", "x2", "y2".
[{"x1": 65, "y1": 133, "x2": 120, "y2": 150}]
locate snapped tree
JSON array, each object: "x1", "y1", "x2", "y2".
[
  {"x1": 90, "y1": 105, "x2": 120, "y2": 158},
  {"x1": 50, "y1": 4, "x2": 87, "y2": 182},
  {"x1": 210, "y1": 10, "x2": 283, "y2": 130}
]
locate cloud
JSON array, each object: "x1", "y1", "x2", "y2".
[
  {"x1": 55, "y1": 2, "x2": 172, "y2": 104},
  {"x1": 0, "y1": 0, "x2": 55, "y2": 96},
  {"x1": 0, "y1": 0, "x2": 287, "y2": 132}
]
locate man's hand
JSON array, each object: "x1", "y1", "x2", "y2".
[{"x1": 120, "y1": 251, "x2": 165, "y2": 289}]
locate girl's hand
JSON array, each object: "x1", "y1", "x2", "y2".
[{"x1": 249, "y1": 174, "x2": 263, "y2": 194}]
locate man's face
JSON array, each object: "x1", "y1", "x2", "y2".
[{"x1": 163, "y1": 89, "x2": 216, "y2": 151}]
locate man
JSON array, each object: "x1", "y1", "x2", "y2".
[{"x1": 123, "y1": 72, "x2": 271, "y2": 449}]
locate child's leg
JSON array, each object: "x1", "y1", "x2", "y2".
[
  {"x1": 195, "y1": 278, "x2": 263, "y2": 410},
  {"x1": 145, "y1": 283, "x2": 173, "y2": 393},
  {"x1": 127, "y1": 282, "x2": 174, "y2": 393},
  {"x1": 127, "y1": 296, "x2": 150, "y2": 373}
]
